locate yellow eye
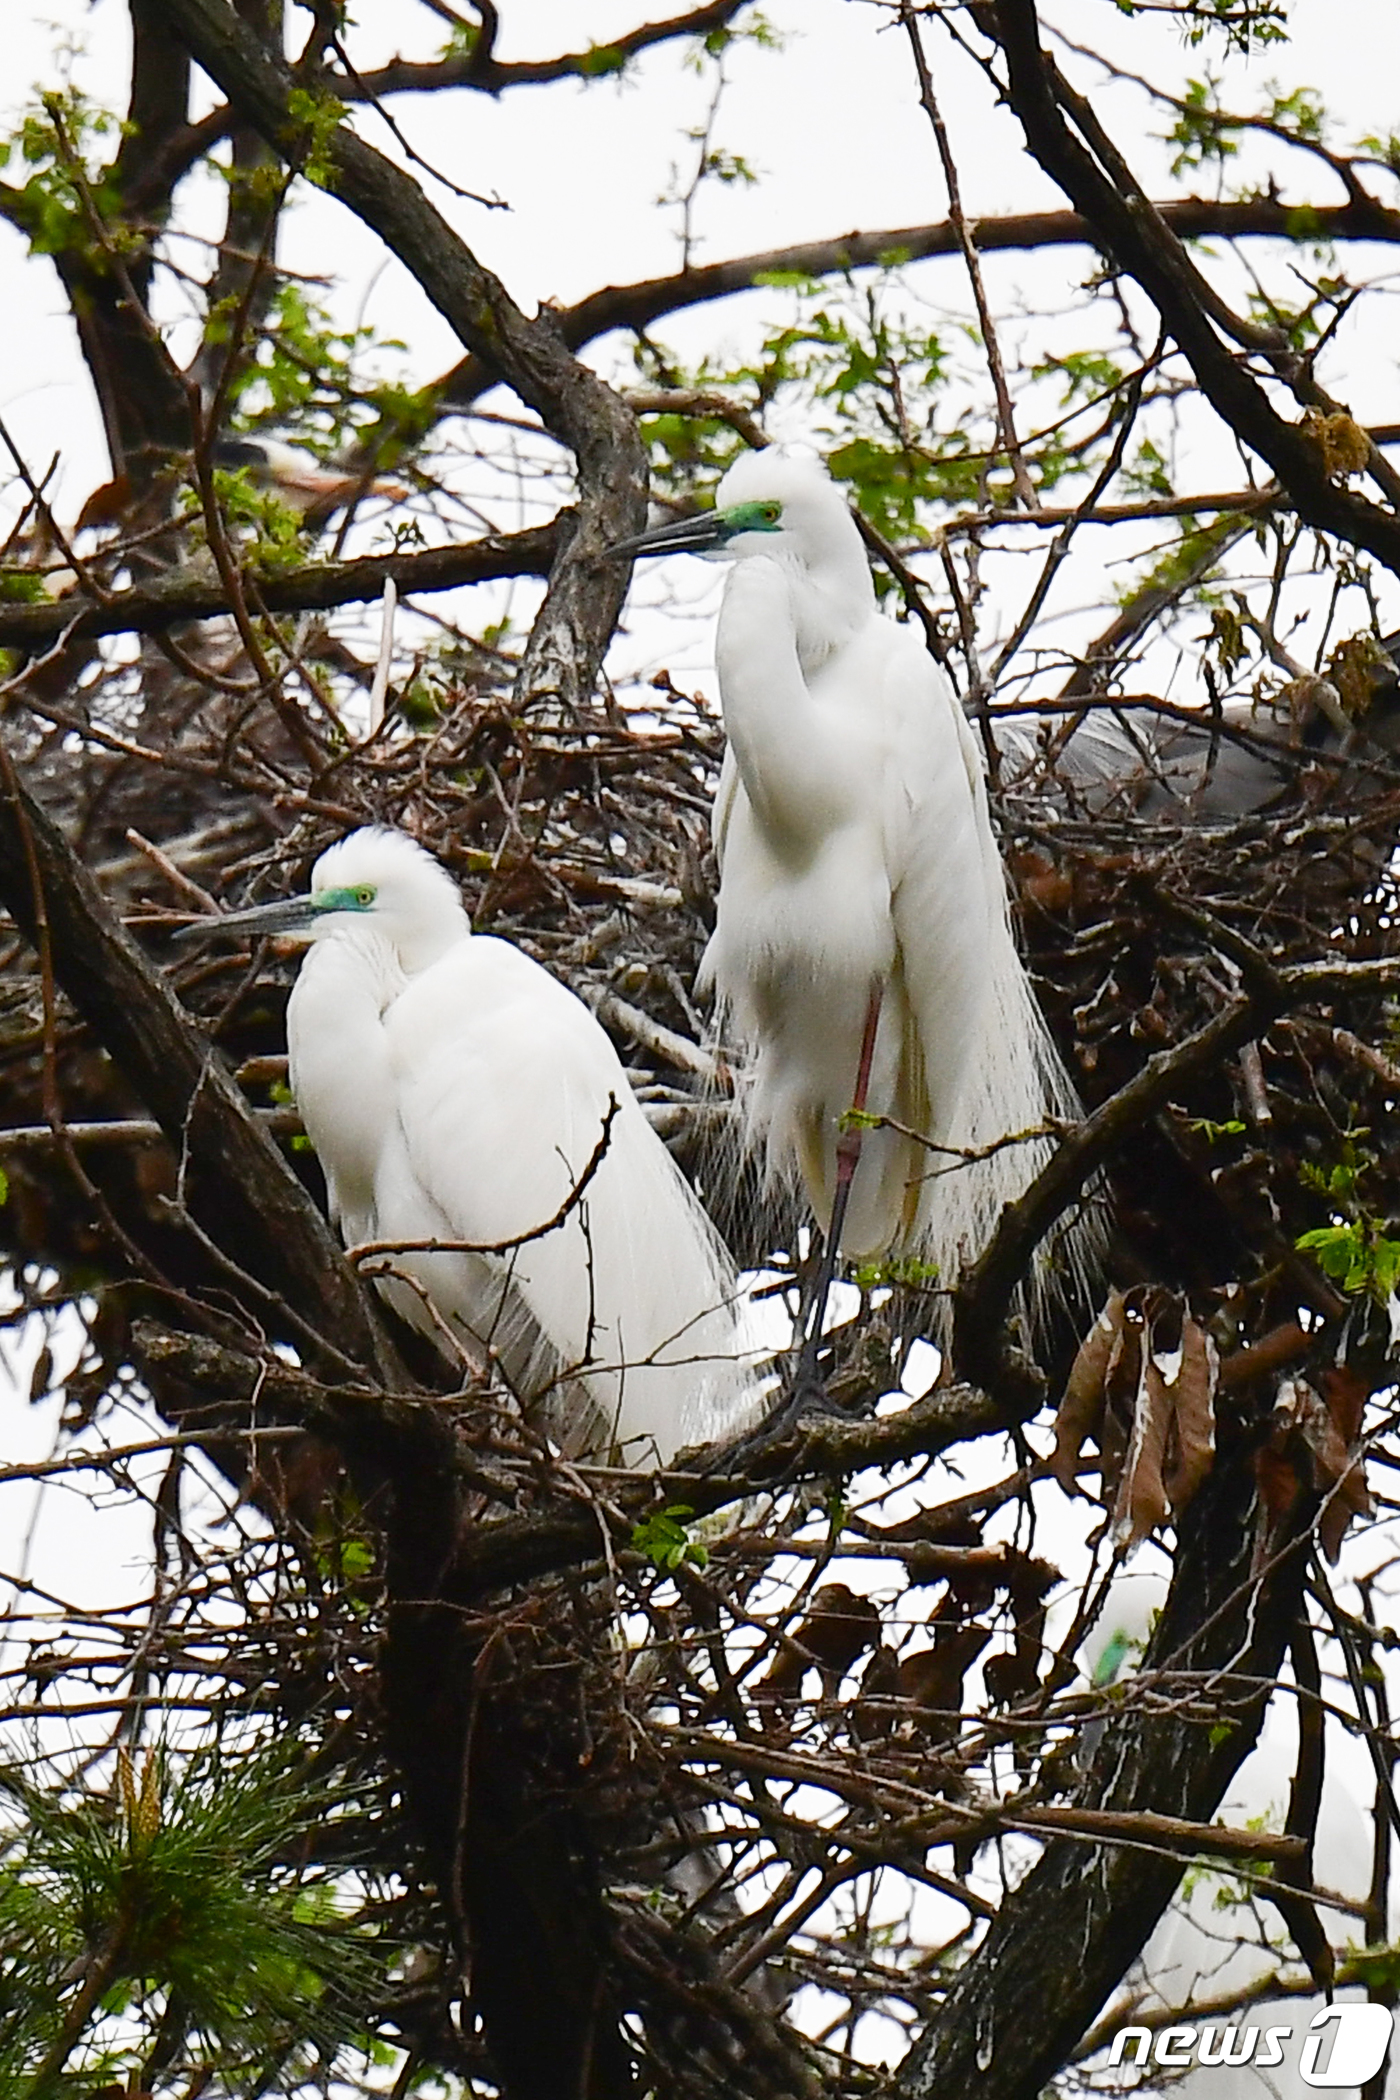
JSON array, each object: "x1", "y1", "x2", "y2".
[
  {"x1": 759, "y1": 502, "x2": 781, "y2": 523},
  {"x1": 353, "y1": 885, "x2": 376, "y2": 907}
]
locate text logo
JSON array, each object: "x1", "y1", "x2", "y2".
[
  {"x1": 1109, "y1": 2003, "x2": 1394, "y2": 2085},
  {"x1": 1299, "y1": 2004, "x2": 1394, "y2": 2088}
]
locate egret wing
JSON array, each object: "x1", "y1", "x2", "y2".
[
  {"x1": 382, "y1": 937, "x2": 753, "y2": 1460},
  {"x1": 877, "y1": 632, "x2": 997, "y2": 1137}
]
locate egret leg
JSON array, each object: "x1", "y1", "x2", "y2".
[
  {"x1": 792, "y1": 984, "x2": 885, "y2": 1397},
  {"x1": 697, "y1": 988, "x2": 886, "y2": 1481}
]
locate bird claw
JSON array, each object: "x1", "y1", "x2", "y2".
[{"x1": 695, "y1": 1360, "x2": 850, "y2": 1482}]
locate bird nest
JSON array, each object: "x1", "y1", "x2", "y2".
[{"x1": 6, "y1": 637, "x2": 1400, "y2": 2098}]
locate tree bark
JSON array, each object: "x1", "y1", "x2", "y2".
[{"x1": 901, "y1": 1457, "x2": 1309, "y2": 2098}]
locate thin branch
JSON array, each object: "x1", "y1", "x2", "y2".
[
  {"x1": 988, "y1": 0, "x2": 1400, "y2": 578},
  {"x1": 338, "y1": 0, "x2": 752, "y2": 99},
  {"x1": 424, "y1": 196, "x2": 1400, "y2": 412},
  {"x1": 954, "y1": 950, "x2": 1400, "y2": 1403},
  {"x1": 901, "y1": 3, "x2": 1037, "y2": 509},
  {"x1": 346, "y1": 1098, "x2": 620, "y2": 1264}
]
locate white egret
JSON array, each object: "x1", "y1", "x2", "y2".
[
  {"x1": 191, "y1": 828, "x2": 757, "y2": 1466},
  {"x1": 212, "y1": 436, "x2": 408, "y2": 513},
  {"x1": 995, "y1": 635, "x2": 1400, "y2": 820},
  {"x1": 614, "y1": 451, "x2": 1088, "y2": 1330}
]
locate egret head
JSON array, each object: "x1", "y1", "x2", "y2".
[
  {"x1": 181, "y1": 827, "x2": 469, "y2": 970},
  {"x1": 610, "y1": 450, "x2": 863, "y2": 573}
]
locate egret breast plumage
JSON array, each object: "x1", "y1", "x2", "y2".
[
  {"x1": 616, "y1": 450, "x2": 1088, "y2": 1310},
  {"x1": 198, "y1": 828, "x2": 757, "y2": 1465}
]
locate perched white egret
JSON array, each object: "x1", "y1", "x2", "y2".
[
  {"x1": 615, "y1": 451, "x2": 1088, "y2": 1320},
  {"x1": 213, "y1": 436, "x2": 408, "y2": 512},
  {"x1": 997, "y1": 637, "x2": 1400, "y2": 821},
  {"x1": 193, "y1": 828, "x2": 757, "y2": 1465}
]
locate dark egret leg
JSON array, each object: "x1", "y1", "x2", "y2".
[
  {"x1": 792, "y1": 984, "x2": 885, "y2": 1399},
  {"x1": 696, "y1": 987, "x2": 887, "y2": 1479}
]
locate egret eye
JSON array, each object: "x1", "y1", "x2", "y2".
[
  {"x1": 353, "y1": 885, "x2": 376, "y2": 908},
  {"x1": 758, "y1": 502, "x2": 781, "y2": 524}
]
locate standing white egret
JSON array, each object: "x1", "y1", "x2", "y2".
[
  {"x1": 614, "y1": 451, "x2": 1088, "y2": 1327},
  {"x1": 190, "y1": 828, "x2": 757, "y2": 1465}
]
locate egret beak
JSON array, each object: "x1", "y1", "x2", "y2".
[
  {"x1": 608, "y1": 510, "x2": 733, "y2": 560},
  {"x1": 175, "y1": 894, "x2": 320, "y2": 943}
]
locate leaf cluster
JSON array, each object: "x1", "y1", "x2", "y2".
[{"x1": 0, "y1": 89, "x2": 125, "y2": 259}]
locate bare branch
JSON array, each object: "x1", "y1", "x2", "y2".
[{"x1": 0, "y1": 520, "x2": 558, "y2": 650}]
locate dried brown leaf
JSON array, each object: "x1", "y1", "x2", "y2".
[
  {"x1": 1113, "y1": 1351, "x2": 1171, "y2": 1546},
  {"x1": 900, "y1": 1623, "x2": 993, "y2": 1727},
  {"x1": 1293, "y1": 1378, "x2": 1353, "y2": 1487},
  {"x1": 759, "y1": 1583, "x2": 881, "y2": 1696},
  {"x1": 1052, "y1": 1289, "x2": 1126, "y2": 1493},
  {"x1": 1317, "y1": 1362, "x2": 1368, "y2": 1447},
  {"x1": 1164, "y1": 1314, "x2": 1218, "y2": 1515}
]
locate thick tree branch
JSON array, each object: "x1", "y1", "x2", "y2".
[
  {"x1": 153, "y1": 0, "x2": 646, "y2": 712},
  {"x1": 902, "y1": 1452, "x2": 1312, "y2": 2100},
  {"x1": 132, "y1": 1317, "x2": 1009, "y2": 1590},
  {"x1": 0, "y1": 757, "x2": 394, "y2": 1379},
  {"x1": 425, "y1": 196, "x2": 1400, "y2": 412},
  {"x1": 987, "y1": 0, "x2": 1400, "y2": 577},
  {"x1": 0, "y1": 519, "x2": 557, "y2": 649},
  {"x1": 954, "y1": 953, "x2": 1400, "y2": 1401}
]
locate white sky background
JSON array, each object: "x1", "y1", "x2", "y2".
[{"x1": 2, "y1": 2, "x2": 1400, "y2": 2090}]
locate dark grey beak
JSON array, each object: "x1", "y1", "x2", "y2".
[
  {"x1": 174, "y1": 893, "x2": 319, "y2": 942},
  {"x1": 608, "y1": 510, "x2": 732, "y2": 560}
]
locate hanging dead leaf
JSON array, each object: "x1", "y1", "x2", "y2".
[
  {"x1": 1114, "y1": 1349, "x2": 1171, "y2": 1546},
  {"x1": 1293, "y1": 1378, "x2": 1353, "y2": 1483},
  {"x1": 1099, "y1": 1293, "x2": 1147, "y2": 1491},
  {"x1": 759, "y1": 1584, "x2": 882, "y2": 1698},
  {"x1": 900, "y1": 1623, "x2": 993, "y2": 1736},
  {"x1": 1254, "y1": 1439, "x2": 1303, "y2": 1528},
  {"x1": 1300, "y1": 1370, "x2": 1373, "y2": 1563},
  {"x1": 1052, "y1": 1289, "x2": 1126, "y2": 1492},
  {"x1": 851, "y1": 1643, "x2": 901, "y2": 1741},
  {"x1": 1317, "y1": 1362, "x2": 1368, "y2": 1446},
  {"x1": 996, "y1": 1555, "x2": 1058, "y2": 1718},
  {"x1": 1163, "y1": 1314, "x2": 1218, "y2": 1515},
  {"x1": 1318, "y1": 1465, "x2": 1370, "y2": 1563}
]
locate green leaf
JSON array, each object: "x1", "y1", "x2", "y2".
[
  {"x1": 0, "y1": 570, "x2": 49, "y2": 603},
  {"x1": 1185, "y1": 1116, "x2": 1246, "y2": 1142},
  {"x1": 632, "y1": 1505, "x2": 709, "y2": 1572}
]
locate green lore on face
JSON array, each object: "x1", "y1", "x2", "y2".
[{"x1": 722, "y1": 499, "x2": 783, "y2": 534}]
